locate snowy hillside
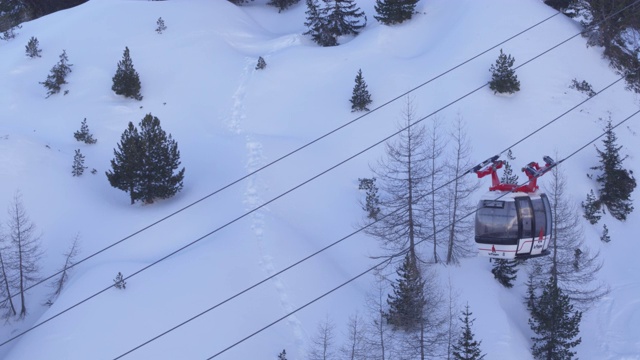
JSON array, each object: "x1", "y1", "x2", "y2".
[{"x1": 0, "y1": 0, "x2": 639, "y2": 359}]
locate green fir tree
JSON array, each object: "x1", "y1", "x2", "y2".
[
  {"x1": 112, "y1": 46, "x2": 143, "y2": 100},
  {"x1": 40, "y1": 49, "x2": 72, "y2": 97},
  {"x1": 350, "y1": 68, "x2": 372, "y2": 112},
  {"x1": 385, "y1": 253, "x2": 425, "y2": 331},
  {"x1": 267, "y1": 0, "x2": 300, "y2": 13},
  {"x1": 25, "y1": 36, "x2": 41, "y2": 58},
  {"x1": 491, "y1": 259, "x2": 519, "y2": 288},
  {"x1": 489, "y1": 49, "x2": 520, "y2": 94},
  {"x1": 528, "y1": 277, "x2": 582, "y2": 360},
  {"x1": 452, "y1": 304, "x2": 486, "y2": 360},
  {"x1": 591, "y1": 117, "x2": 636, "y2": 221},
  {"x1": 374, "y1": 0, "x2": 419, "y2": 25}
]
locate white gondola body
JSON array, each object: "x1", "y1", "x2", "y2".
[{"x1": 474, "y1": 191, "x2": 552, "y2": 259}]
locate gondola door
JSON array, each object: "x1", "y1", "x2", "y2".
[{"x1": 515, "y1": 196, "x2": 534, "y2": 256}]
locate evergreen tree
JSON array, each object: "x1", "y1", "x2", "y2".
[
  {"x1": 72, "y1": 149, "x2": 86, "y2": 177},
  {"x1": 112, "y1": 46, "x2": 143, "y2": 100},
  {"x1": 106, "y1": 122, "x2": 143, "y2": 205},
  {"x1": 600, "y1": 223, "x2": 611, "y2": 243},
  {"x1": 113, "y1": 272, "x2": 126, "y2": 289},
  {"x1": 155, "y1": 17, "x2": 166, "y2": 34},
  {"x1": 374, "y1": 0, "x2": 418, "y2": 25},
  {"x1": 25, "y1": 36, "x2": 41, "y2": 58},
  {"x1": 256, "y1": 56, "x2": 267, "y2": 70},
  {"x1": 488, "y1": 49, "x2": 520, "y2": 94},
  {"x1": 451, "y1": 304, "x2": 486, "y2": 360},
  {"x1": 358, "y1": 177, "x2": 380, "y2": 220},
  {"x1": 591, "y1": 117, "x2": 636, "y2": 221},
  {"x1": 40, "y1": 49, "x2": 72, "y2": 97},
  {"x1": 385, "y1": 253, "x2": 426, "y2": 331},
  {"x1": 500, "y1": 149, "x2": 519, "y2": 184},
  {"x1": 528, "y1": 277, "x2": 582, "y2": 360},
  {"x1": 491, "y1": 259, "x2": 519, "y2": 288},
  {"x1": 136, "y1": 113, "x2": 185, "y2": 204},
  {"x1": 228, "y1": 0, "x2": 253, "y2": 4},
  {"x1": 350, "y1": 68, "x2": 372, "y2": 112},
  {"x1": 267, "y1": 0, "x2": 300, "y2": 13},
  {"x1": 304, "y1": 0, "x2": 336, "y2": 47},
  {"x1": 73, "y1": 118, "x2": 97, "y2": 144},
  {"x1": 581, "y1": 189, "x2": 602, "y2": 224},
  {"x1": 277, "y1": 349, "x2": 287, "y2": 360},
  {"x1": 325, "y1": 0, "x2": 366, "y2": 37}
]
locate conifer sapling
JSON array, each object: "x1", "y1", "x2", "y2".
[{"x1": 25, "y1": 36, "x2": 41, "y2": 58}]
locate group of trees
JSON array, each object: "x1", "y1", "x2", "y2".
[
  {"x1": 304, "y1": 0, "x2": 366, "y2": 47},
  {"x1": 354, "y1": 98, "x2": 485, "y2": 358},
  {"x1": 304, "y1": 279, "x2": 485, "y2": 360},
  {"x1": 34, "y1": 43, "x2": 142, "y2": 100},
  {"x1": 360, "y1": 98, "x2": 478, "y2": 266},
  {"x1": 544, "y1": 0, "x2": 640, "y2": 93}
]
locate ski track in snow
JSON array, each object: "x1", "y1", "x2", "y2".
[{"x1": 229, "y1": 56, "x2": 306, "y2": 354}]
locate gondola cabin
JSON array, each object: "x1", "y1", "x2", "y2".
[{"x1": 473, "y1": 156, "x2": 555, "y2": 259}]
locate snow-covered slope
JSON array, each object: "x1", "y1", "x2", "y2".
[{"x1": 0, "y1": 0, "x2": 638, "y2": 359}]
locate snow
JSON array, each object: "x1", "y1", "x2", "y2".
[{"x1": 0, "y1": 0, "x2": 639, "y2": 359}]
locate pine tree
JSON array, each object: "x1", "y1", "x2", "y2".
[
  {"x1": 451, "y1": 304, "x2": 486, "y2": 360},
  {"x1": 106, "y1": 114, "x2": 185, "y2": 204},
  {"x1": 112, "y1": 46, "x2": 143, "y2": 100},
  {"x1": 491, "y1": 259, "x2": 519, "y2": 288},
  {"x1": 113, "y1": 272, "x2": 126, "y2": 289},
  {"x1": 374, "y1": 0, "x2": 418, "y2": 25},
  {"x1": 267, "y1": 0, "x2": 300, "y2": 13},
  {"x1": 256, "y1": 56, "x2": 267, "y2": 70},
  {"x1": 40, "y1": 49, "x2": 72, "y2": 97},
  {"x1": 358, "y1": 177, "x2": 380, "y2": 220},
  {"x1": 106, "y1": 122, "x2": 143, "y2": 205},
  {"x1": 325, "y1": 0, "x2": 367, "y2": 37},
  {"x1": 72, "y1": 149, "x2": 87, "y2": 177},
  {"x1": 600, "y1": 223, "x2": 611, "y2": 243},
  {"x1": 591, "y1": 117, "x2": 636, "y2": 221},
  {"x1": 73, "y1": 118, "x2": 97, "y2": 144},
  {"x1": 528, "y1": 277, "x2": 582, "y2": 360},
  {"x1": 277, "y1": 349, "x2": 287, "y2": 360},
  {"x1": 136, "y1": 113, "x2": 185, "y2": 204},
  {"x1": 350, "y1": 68, "x2": 372, "y2": 112},
  {"x1": 25, "y1": 36, "x2": 41, "y2": 58},
  {"x1": 581, "y1": 189, "x2": 602, "y2": 224},
  {"x1": 228, "y1": 0, "x2": 254, "y2": 4},
  {"x1": 385, "y1": 253, "x2": 426, "y2": 331},
  {"x1": 500, "y1": 149, "x2": 519, "y2": 184},
  {"x1": 488, "y1": 49, "x2": 520, "y2": 94},
  {"x1": 304, "y1": 0, "x2": 336, "y2": 47},
  {"x1": 155, "y1": 17, "x2": 166, "y2": 34}
]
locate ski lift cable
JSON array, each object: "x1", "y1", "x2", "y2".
[
  {"x1": 204, "y1": 109, "x2": 640, "y2": 360},
  {"x1": 0, "y1": 9, "x2": 567, "y2": 307},
  {"x1": 2, "y1": 4, "x2": 638, "y2": 348}
]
